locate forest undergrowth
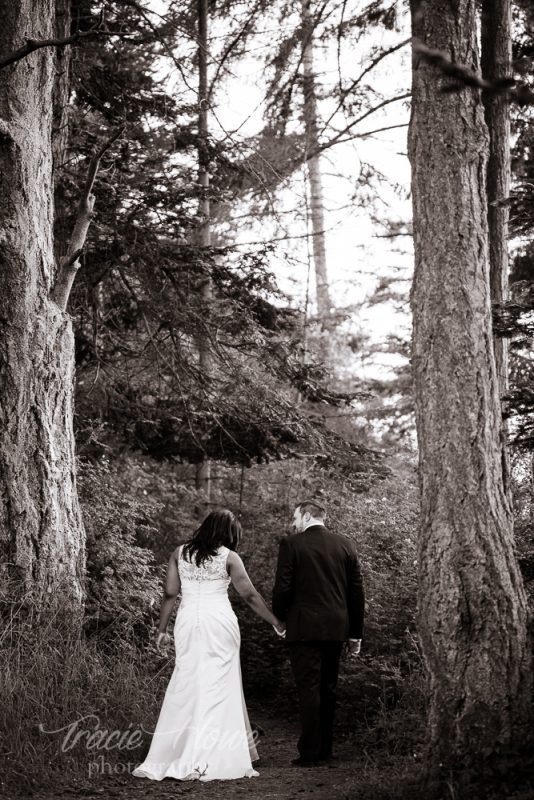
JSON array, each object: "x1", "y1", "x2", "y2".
[{"x1": 1, "y1": 454, "x2": 533, "y2": 800}]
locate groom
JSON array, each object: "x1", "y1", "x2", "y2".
[{"x1": 272, "y1": 500, "x2": 365, "y2": 766}]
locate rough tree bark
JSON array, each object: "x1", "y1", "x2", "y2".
[
  {"x1": 481, "y1": 0, "x2": 512, "y2": 495},
  {"x1": 301, "y1": 0, "x2": 331, "y2": 324},
  {"x1": 0, "y1": 0, "x2": 85, "y2": 611},
  {"x1": 195, "y1": 0, "x2": 212, "y2": 508},
  {"x1": 481, "y1": 0, "x2": 511, "y2": 391},
  {"x1": 408, "y1": 0, "x2": 531, "y2": 774}
]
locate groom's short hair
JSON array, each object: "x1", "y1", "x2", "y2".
[{"x1": 296, "y1": 500, "x2": 326, "y2": 518}]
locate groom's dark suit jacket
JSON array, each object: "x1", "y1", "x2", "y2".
[{"x1": 272, "y1": 525, "x2": 364, "y2": 642}]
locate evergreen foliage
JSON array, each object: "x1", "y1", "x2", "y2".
[{"x1": 58, "y1": 0, "x2": 383, "y2": 472}]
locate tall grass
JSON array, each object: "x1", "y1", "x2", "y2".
[{"x1": 0, "y1": 582, "x2": 169, "y2": 795}]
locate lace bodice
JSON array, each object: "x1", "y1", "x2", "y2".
[{"x1": 178, "y1": 545, "x2": 231, "y2": 585}]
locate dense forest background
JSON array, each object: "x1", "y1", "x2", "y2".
[{"x1": 2, "y1": 1, "x2": 534, "y2": 798}]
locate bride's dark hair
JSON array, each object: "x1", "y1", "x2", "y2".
[{"x1": 182, "y1": 509, "x2": 242, "y2": 567}]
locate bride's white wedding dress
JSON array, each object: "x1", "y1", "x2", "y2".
[{"x1": 132, "y1": 544, "x2": 259, "y2": 782}]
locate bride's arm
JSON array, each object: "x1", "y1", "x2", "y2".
[
  {"x1": 156, "y1": 549, "x2": 181, "y2": 648},
  {"x1": 227, "y1": 551, "x2": 285, "y2": 634}
]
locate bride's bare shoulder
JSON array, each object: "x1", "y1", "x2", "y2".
[
  {"x1": 171, "y1": 543, "x2": 185, "y2": 564},
  {"x1": 225, "y1": 550, "x2": 243, "y2": 569}
]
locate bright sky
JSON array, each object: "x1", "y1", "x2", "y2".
[
  {"x1": 162, "y1": 1, "x2": 414, "y2": 382},
  {"x1": 211, "y1": 5, "x2": 413, "y2": 382}
]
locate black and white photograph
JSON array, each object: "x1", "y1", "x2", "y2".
[{"x1": 1, "y1": 1, "x2": 534, "y2": 799}]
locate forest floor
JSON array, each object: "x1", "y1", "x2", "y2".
[{"x1": 13, "y1": 704, "x2": 412, "y2": 800}]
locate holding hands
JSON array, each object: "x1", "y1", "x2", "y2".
[
  {"x1": 156, "y1": 631, "x2": 172, "y2": 652},
  {"x1": 346, "y1": 639, "x2": 361, "y2": 658}
]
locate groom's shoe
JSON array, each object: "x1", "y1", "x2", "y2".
[
  {"x1": 291, "y1": 757, "x2": 319, "y2": 767},
  {"x1": 318, "y1": 755, "x2": 338, "y2": 768},
  {"x1": 317, "y1": 752, "x2": 338, "y2": 761}
]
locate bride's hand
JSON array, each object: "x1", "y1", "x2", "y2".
[
  {"x1": 156, "y1": 631, "x2": 171, "y2": 652},
  {"x1": 273, "y1": 620, "x2": 286, "y2": 638}
]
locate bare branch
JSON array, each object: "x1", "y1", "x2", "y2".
[
  {"x1": 326, "y1": 122, "x2": 409, "y2": 148},
  {"x1": 52, "y1": 126, "x2": 125, "y2": 311},
  {"x1": 0, "y1": 13, "x2": 141, "y2": 72},
  {"x1": 62, "y1": 247, "x2": 85, "y2": 268},
  {"x1": 83, "y1": 125, "x2": 125, "y2": 198},
  {"x1": 0, "y1": 30, "x2": 88, "y2": 70},
  {"x1": 316, "y1": 92, "x2": 412, "y2": 154},
  {"x1": 320, "y1": 37, "x2": 412, "y2": 136}
]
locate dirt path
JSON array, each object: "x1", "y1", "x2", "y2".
[{"x1": 25, "y1": 709, "x2": 366, "y2": 800}]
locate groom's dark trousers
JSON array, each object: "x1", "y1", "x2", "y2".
[
  {"x1": 272, "y1": 525, "x2": 365, "y2": 762},
  {"x1": 288, "y1": 641, "x2": 344, "y2": 760}
]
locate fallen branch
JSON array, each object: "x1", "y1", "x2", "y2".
[{"x1": 52, "y1": 126, "x2": 125, "y2": 311}]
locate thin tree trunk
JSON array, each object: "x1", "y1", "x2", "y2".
[
  {"x1": 195, "y1": 0, "x2": 212, "y2": 509},
  {"x1": 52, "y1": 0, "x2": 71, "y2": 173},
  {"x1": 53, "y1": 0, "x2": 72, "y2": 265},
  {"x1": 301, "y1": 0, "x2": 331, "y2": 325},
  {"x1": 0, "y1": 0, "x2": 85, "y2": 611},
  {"x1": 408, "y1": 0, "x2": 531, "y2": 775},
  {"x1": 481, "y1": 0, "x2": 512, "y2": 495}
]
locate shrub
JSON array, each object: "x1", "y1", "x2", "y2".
[{"x1": 78, "y1": 457, "x2": 162, "y2": 644}]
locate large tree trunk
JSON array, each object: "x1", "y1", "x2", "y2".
[
  {"x1": 481, "y1": 0, "x2": 512, "y2": 495},
  {"x1": 301, "y1": 0, "x2": 331, "y2": 325},
  {"x1": 0, "y1": 0, "x2": 85, "y2": 611},
  {"x1": 408, "y1": 0, "x2": 531, "y2": 774}
]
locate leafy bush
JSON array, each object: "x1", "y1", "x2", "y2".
[
  {"x1": 511, "y1": 452, "x2": 534, "y2": 612},
  {"x1": 77, "y1": 452, "x2": 425, "y2": 726},
  {"x1": 190, "y1": 459, "x2": 425, "y2": 728},
  {"x1": 78, "y1": 457, "x2": 162, "y2": 644}
]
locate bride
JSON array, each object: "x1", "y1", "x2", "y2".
[{"x1": 133, "y1": 509, "x2": 285, "y2": 782}]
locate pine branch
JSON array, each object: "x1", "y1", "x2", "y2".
[
  {"x1": 412, "y1": 39, "x2": 534, "y2": 103},
  {"x1": 208, "y1": 0, "x2": 265, "y2": 99},
  {"x1": 52, "y1": 126, "x2": 125, "y2": 312}
]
